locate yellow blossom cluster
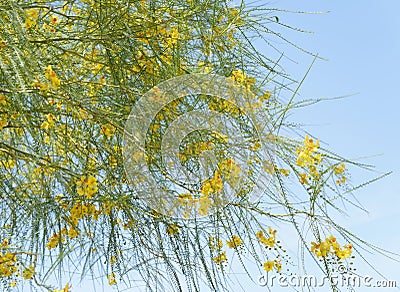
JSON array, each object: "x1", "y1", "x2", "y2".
[
  {"x1": 258, "y1": 228, "x2": 283, "y2": 273},
  {"x1": 22, "y1": 265, "x2": 35, "y2": 280},
  {"x1": 200, "y1": 172, "x2": 223, "y2": 196},
  {"x1": 101, "y1": 124, "x2": 116, "y2": 138},
  {"x1": 53, "y1": 283, "x2": 70, "y2": 292},
  {"x1": 46, "y1": 231, "x2": 66, "y2": 249},
  {"x1": 69, "y1": 201, "x2": 100, "y2": 226},
  {"x1": 208, "y1": 97, "x2": 241, "y2": 116},
  {"x1": 0, "y1": 251, "x2": 18, "y2": 277},
  {"x1": 45, "y1": 65, "x2": 61, "y2": 89},
  {"x1": 76, "y1": 174, "x2": 99, "y2": 199},
  {"x1": 212, "y1": 251, "x2": 227, "y2": 264},
  {"x1": 0, "y1": 94, "x2": 9, "y2": 131},
  {"x1": 197, "y1": 160, "x2": 242, "y2": 216},
  {"x1": 228, "y1": 69, "x2": 255, "y2": 89},
  {"x1": 24, "y1": 8, "x2": 60, "y2": 33},
  {"x1": 179, "y1": 141, "x2": 214, "y2": 163},
  {"x1": 296, "y1": 135, "x2": 321, "y2": 167},
  {"x1": 0, "y1": 239, "x2": 36, "y2": 287},
  {"x1": 24, "y1": 8, "x2": 38, "y2": 29},
  {"x1": 263, "y1": 259, "x2": 282, "y2": 273},
  {"x1": 296, "y1": 135, "x2": 322, "y2": 183},
  {"x1": 279, "y1": 168, "x2": 290, "y2": 177},
  {"x1": 256, "y1": 227, "x2": 277, "y2": 248},
  {"x1": 175, "y1": 158, "x2": 244, "y2": 217},
  {"x1": 166, "y1": 223, "x2": 180, "y2": 235},
  {"x1": 107, "y1": 272, "x2": 117, "y2": 285},
  {"x1": 47, "y1": 200, "x2": 102, "y2": 249},
  {"x1": 334, "y1": 162, "x2": 346, "y2": 185},
  {"x1": 40, "y1": 113, "x2": 55, "y2": 130},
  {"x1": 31, "y1": 65, "x2": 61, "y2": 91},
  {"x1": 218, "y1": 158, "x2": 242, "y2": 182},
  {"x1": 226, "y1": 235, "x2": 243, "y2": 249},
  {"x1": 259, "y1": 90, "x2": 271, "y2": 102},
  {"x1": 311, "y1": 235, "x2": 353, "y2": 259}
]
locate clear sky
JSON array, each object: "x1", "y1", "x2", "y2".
[
  {"x1": 72, "y1": 1, "x2": 400, "y2": 291},
  {"x1": 248, "y1": 0, "x2": 400, "y2": 291}
]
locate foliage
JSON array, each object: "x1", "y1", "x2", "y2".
[{"x1": 0, "y1": 0, "x2": 393, "y2": 291}]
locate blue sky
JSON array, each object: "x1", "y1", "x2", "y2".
[{"x1": 248, "y1": 0, "x2": 400, "y2": 291}]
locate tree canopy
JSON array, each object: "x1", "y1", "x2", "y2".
[{"x1": 0, "y1": 1, "x2": 393, "y2": 291}]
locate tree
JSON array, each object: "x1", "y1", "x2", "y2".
[{"x1": 0, "y1": 0, "x2": 393, "y2": 291}]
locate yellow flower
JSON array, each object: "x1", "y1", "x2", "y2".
[
  {"x1": 275, "y1": 260, "x2": 282, "y2": 272},
  {"x1": 200, "y1": 181, "x2": 213, "y2": 196},
  {"x1": 218, "y1": 159, "x2": 241, "y2": 178},
  {"x1": 200, "y1": 172, "x2": 224, "y2": 195},
  {"x1": 334, "y1": 162, "x2": 346, "y2": 175},
  {"x1": 311, "y1": 241, "x2": 319, "y2": 254},
  {"x1": 299, "y1": 173, "x2": 309, "y2": 184},
  {"x1": 259, "y1": 236, "x2": 275, "y2": 248},
  {"x1": 311, "y1": 235, "x2": 352, "y2": 259},
  {"x1": 335, "y1": 244, "x2": 352, "y2": 259},
  {"x1": 40, "y1": 114, "x2": 55, "y2": 130},
  {"x1": 263, "y1": 261, "x2": 274, "y2": 272},
  {"x1": 0, "y1": 94, "x2": 8, "y2": 106},
  {"x1": 53, "y1": 283, "x2": 70, "y2": 292},
  {"x1": 226, "y1": 235, "x2": 243, "y2": 248},
  {"x1": 279, "y1": 168, "x2": 290, "y2": 177},
  {"x1": 296, "y1": 135, "x2": 320, "y2": 167},
  {"x1": 107, "y1": 272, "x2": 117, "y2": 285},
  {"x1": 0, "y1": 119, "x2": 7, "y2": 131},
  {"x1": 24, "y1": 9, "x2": 38, "y2": 29},
  {"x1": 317, "y1": 241, "x2": 331, "y2": 257},
  {"x1": 336, "y1": 175, "x2": 346, "y2": 185},
  {"x1": 1, "y1": 238, "x2": 9, "y2": 247},
  {"x1": 40, "y1": 121, "x2": 50, "y2": 130},
  {"x1": 315, "y1": 153, "x2": 322, "y2": 164},
  {"x1": 212, "y1": 251, "x2": 227, "y2": 264},
  {"x1": 101, "y1": 124, "x2": 116, "y2": 138},
  {"x1": 259, "y1": 90, "x2": 271, "y2": 102},
  {"x1": 68, "y1": 228, "x2": 79, "y2": 239},
  {"x1": 257, "y1": 228, "x2": 277, "y2": 247},
  {"x1": 309, "y1": 165, "x2": 319, "y2": 178},
  {"x1": 50, "y1": 15, "x2": 59, "y2": 24},
  {"x1": 231, "y1": 69, "x2": 246, "y2": 83},
  {"x1": 45, "y1": 65, "x2": 61, "y2": 89},
  {"x1": 76, "y1": 175, "x2": 98, "y2": 199},
  {"x1": 166, "y1": 223, "x2": 180, "y2": 235},
  {"x1": 26, "y1": 8, "x2": 38, "y2": 19},
  {"x1": 22, "y1": 265, "x2": 35, "y2": 280},
  {"x1": 46, "y1": 233, "x2": 64, "y2": 249},
  {"x1": 2, "y1": 159, "x2": 16, "y2": 169},
  {"x1": 256, "y1": 230, "x2": 264, "y2": 239},
  {"x1": 210, "y1": 173, "x2": 223, "y2": 192},
  {"x1": 268, "y1": 227, "x2": 277, "y2": 238},
  {"x1": 296, "y1": 151, "x2": 310, "y2": 167}
]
